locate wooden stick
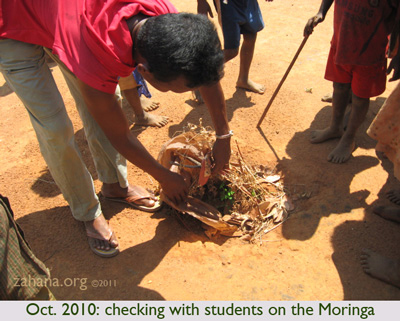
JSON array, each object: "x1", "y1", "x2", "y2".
[{"x1": 256, "y1": 35, "x2": 309, "y2": 128}]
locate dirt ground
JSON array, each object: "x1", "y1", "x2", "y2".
[{"x1": 1, "y1": 0, "x2": 400, "y2": 301}]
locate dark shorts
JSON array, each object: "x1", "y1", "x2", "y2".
[
  {"x1": 219, "y1": 0, "x2": 264, "y2": 50},
  {"x1": 325, "y1": 46, "x2": 387, "y2": 98}
]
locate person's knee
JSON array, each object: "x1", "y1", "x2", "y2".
[
  {"x1": 32, "y1": 109, "x2": 74, "y2": 147},
  {"x1": 243, "y1": 32, "x2": 257, "y2": 44},
  {"x1": 351, "y1": 93, "x2": 370, "y2": 107},
  {"x1": 333, "y1": 82, "x2": 351, "y2": 92},
  {"x1": 224, "y1": 48, "x2": 239, "y2": 62}
]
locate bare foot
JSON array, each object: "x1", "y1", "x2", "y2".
[
  {"x1": 327, "y1": 136, "x2": 355, "y2": 164},
  {"x1": 387, "y1": 189, "x2": 400, "y2": 205},
  {"x1": 140, "y1": 96, "x2": 160, "y2": 112},
  {"x1": 361, "y1": 249, "x2": 400, "y2": 288},
  {"x1": 101, "y1": 183, "x2": 156, "y2": 208},
  {"x1": 373, "y1": 205, "x2": 400, "y2": 223},
  {"x1": 236, "y1": 79, "x2": 265, "y2": 94},
  {"x1": 310, "y1": 127, "x2": 343, "y2": 144},
  {"x1": 84, "y1": 214, "x2": 118, "y2": 253},
  {"x1": 134, "y1": 111, "x2": 169, "y2": 128}
]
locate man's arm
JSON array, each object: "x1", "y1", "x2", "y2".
[
  {"x1": 304, "y1": 0, "x2": 334, "y2": 37},
  {"x1": 76, "y1": 79, "x2": 188, "y2": 205},
  {"x1": 199, "y1": 82, "x2": 231, "y2": 174}
]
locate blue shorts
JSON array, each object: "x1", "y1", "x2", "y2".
[{"x1": 219, "y1": 0, "x2": 264, "y2": 50}]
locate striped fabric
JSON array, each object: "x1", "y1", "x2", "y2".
[{"x1": 0, "y1": 195, "x2": 51, "y2": 300}]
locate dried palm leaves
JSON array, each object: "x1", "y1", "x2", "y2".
[{"x1": 157, "y1": 122, "x2": 293, "y2": 242}]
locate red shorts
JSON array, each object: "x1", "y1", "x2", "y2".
[{"x1": 325, "y1": 46, "x2": 387, "y2": 98}]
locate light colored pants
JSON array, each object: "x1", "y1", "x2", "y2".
[{"x1": 0, "y1": 39, "x2": 129, "y2": 221}]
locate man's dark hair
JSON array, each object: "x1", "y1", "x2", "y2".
[{"x1": 137, "y1": 13, "x2": 224, "y2": 88}]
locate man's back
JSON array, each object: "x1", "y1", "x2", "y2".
[{"x1": 0, "y1": 0, "x2": 177, "y2": 93}]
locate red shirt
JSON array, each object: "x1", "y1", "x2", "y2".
[
  {"x1": 332, "y1": 0, "x2": 397, "y2": 66},
  {"x1": 0, "y1": 0, "x2": 177, "y2": 93}
]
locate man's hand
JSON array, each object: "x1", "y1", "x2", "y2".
[
  {"x1": 212, "y1": 137, "x2": 231, "y2": 174},
  {"x1": 197, "y1": 0, "x2": 213, "y2": 17},
  {"x1": 76, "y1": 79, "x2": 189, "y2": 205},
  {"x1": 199, "y1": 82, "x2": 231, "y2": 175},
  {"x1": 159, "y1": 170, "x2": 189, "y2": 205}
]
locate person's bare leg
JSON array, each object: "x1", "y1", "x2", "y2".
[
  {"x1": 321, "y1": 90, "x2": 353, "y2": 104},
  {"x1": 328, "y1": 92, "x2": 369, "y2": 163},
  {"x1": 361, "y1": 249, "x2": 400, "y2": 288},
  {"x1": 235, "y1": 33, "x2": 265, "y2": 94},
  {"x1": 140, "y1": 96, "x2": 160, "y2": 112},
  {"x1": 388, "y1": 189, "x2": 400, "y2": 205},
  {"x1": 122, "y1": 88, "x2": 168, "y2": 127},
  {"x1": 137, "y1": 111, "x2": 169, "y2": 127},
  {"x1": 224, "y1": 47, "x2": 239, "y2": 63},
  {"x1": 311, "y1": 82, "x2": 351, "y2": 144},
  {"x1": 194, "y1": 47, "x2": 240, "y2": 104},
  {"x1": 373, "y1": 205, "x2": 400, "y2": 223}
]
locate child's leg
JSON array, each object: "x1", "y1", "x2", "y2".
[
  {"x1": 311, "y1": 82, "x2": 351, "y2": 144},
  {"x1": 236, "y1": 32, "x2": 265, "y2": 94},
  {"x1": 119, "y1": 74, "x2": 167, "y2": 128},
  {"x1": 120, "y1": 86, "x2": 143, "y2": 117},
  {"x1": 194, "y1": 43, "x2": 238, "y2": 104},
  {"x1": 328, "y1": 92, "x2": 369, "y2": 163},
  {"x1": 140, "y1": 96, "x2": 160, "y2": 112},
  {"x1": 329, "y1": 61, "x2": 386, "y2": 163},
  {"x1": 224, "y1": 48, "x2": 239, "y2": 63},
  {"x1": 132, "y1": 69, "x2": 160, "y2": 112},
  {"x1": 194, "y1": 46, "x2": 239, "y2": 103},
  {"x1": 122, "y1": 87, "x2": 168, "y2": 128}
]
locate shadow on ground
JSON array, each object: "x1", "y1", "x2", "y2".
[{"x1": 331, "y1": 153, "x2": 400, "y2": 299}]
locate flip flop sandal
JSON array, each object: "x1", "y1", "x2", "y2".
[
  {"x1": 104, "y1": 185, "x2": 162, "y2": 213},
  {"x1": 86, "y1": 230, "x2": 119, "y2": 258}
]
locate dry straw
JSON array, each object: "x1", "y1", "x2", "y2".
[{"x1": 159, "y1": 121, "x2": 294, "y2": 242}]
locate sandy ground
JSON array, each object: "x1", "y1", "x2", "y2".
[{"x1": 1, "y1": 0, "x2": 400, "y2": 300}]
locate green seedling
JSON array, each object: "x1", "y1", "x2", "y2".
[{"x1": 219, "y1": 182, "x2": 235, "y2": 202}]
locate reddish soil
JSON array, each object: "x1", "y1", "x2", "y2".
[{"x1": 1, "y1": 0, "x2": 400, "y2": 300}]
